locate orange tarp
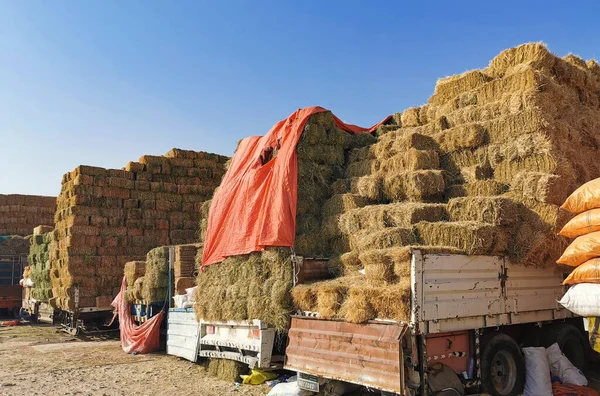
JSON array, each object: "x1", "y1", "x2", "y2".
[
  {"x1": 202, "y1": 106, "x2": 389, "y2": 267},
  {"x1": 111, "y1": 277, "x2": 164, "y2": 354}
]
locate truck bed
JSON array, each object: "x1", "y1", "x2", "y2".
[{"x1": 411, "y1": 251, "x2": 571, "y2": 334}]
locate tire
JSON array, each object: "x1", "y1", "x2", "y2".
[
  {"x1": 481, "y1": 332, "x2": 525, "y2": 396},
  {"x1": 541, "y1": 324, "x2": 587, "y2": 371}
]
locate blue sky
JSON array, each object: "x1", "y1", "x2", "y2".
[{"x1": 1, "y1": 1, "x2": 599, "y2": 196}]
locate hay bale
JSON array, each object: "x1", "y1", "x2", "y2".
[
  {"x1": 349, "y1": 175, "x2": 383, "y2": 201},
  {"x1": 447, "y1": 197, "x2": 520, "y2": 226},
  {"x1": 382, "y1": 170, "x2": 446, "y2": 201},
  {"x1": 486, "y1": 42, "x2": 557, "y2": 78},
  {"x1": 416, "y1": 221, "x2": 509, "y2": 255},
  {"x1": 327, "y1": 252, "x2": 362, "y2": 277},
  {"x1": 350, "y1": 227, "x2": 417, "y2": 253},
  {"x1": 433, "y1": 123, "x2": 486, "y2": 152},
  {"x1": 339, "y1": 202, "x2": 447, "y2": 235},
  {"x1": 207, "y1": 359, "x2": 249, "y2": 382},
  {"x1": 322, "y1": 194, "x2": 368, "y2": 218},
  {"x1": 378, "y1": 149, "x2": 440, "y2": 174},
  {"x1": 195, "y1": 248, "x2": 293, "y2": 332},
  {"x1": 401, "y1": 107, "x2": 421, "y2": 127},
  {"x1": 345, "y1": 159, "x2": 381, "y2": 178},
  {"x1": 124, "y1": 261, "x2": 145, "y2": 287},
  {"x1": 510, "y1": 172, "x2": 573, "y2": 206},
  {"x1": 430, "y1": 70, "x2": 492, "y2": 105},
  {"x1": 445, "y1": 180, "x2": 508, "y2": 199}
]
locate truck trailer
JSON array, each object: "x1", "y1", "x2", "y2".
[{"x1": 284, "y1": 250, "x2": 588, "y2": 396}]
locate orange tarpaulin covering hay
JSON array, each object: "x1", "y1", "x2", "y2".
[
  {"x1": 202, "y1": 106, "x2": 390, "y2": 267},
  {"x1": 112, "y1": 277, "x2": 164, "y2": 354}
]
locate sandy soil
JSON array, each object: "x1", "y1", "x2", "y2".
[{"x1": 0, "y1": 323, "x2": 270, "y2": 396}]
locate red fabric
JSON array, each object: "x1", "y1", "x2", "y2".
[
  {"x1": 202, "y1": 106, "x2": 390, "y2": 266},
  {"x1": 553, "y1": 381, "x2": 599, "y2": 396},
  {"x1": 111, "y1": 277, "x2": 164, "y2": 354}
]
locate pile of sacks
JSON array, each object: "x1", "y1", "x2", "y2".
[
  {"x1": 557, "y1": 176, "x2": 600, "y2": 318},
  {"x1": 523, "y1": 344, "x2": 591, "y2": 396}
]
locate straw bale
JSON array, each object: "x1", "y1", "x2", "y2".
[
  {"x1": 445, "y1": 180, "x2": 508, "y2": 199},
  {"x1": 207, "y1": 359, "x2": 249, "y2": 382},
  {"x1": 486, "y1": 133, "x2": 553, "y2": 167},
  {"x1": 373, "y1": 132, "x2": 436, "y2": 160},
  {"x1": 486, "y1": 43, "x2": 557, "y2": 78},
  {"x1": 339, "y1": 280, "x2": 411, "y2": 323},
  {"x1": 327, "y1": 252, "x2": 362, "y2": 277},
  {"x1": 294, "y1": 233, "x2": 328, "y2": 257},
  {"x1": 447, "y1": 197, "x2": 519, "y2": 226},
  {"x1": 340, "y1": 286, "x2": 376, "y2": 323},
  {"x1": 379, "y1": 149, "x2": 440, "y2": 174},
  {"x1": 322, "y1": 194, "x2": 368, "y2": 218},
  {"x1": 339, "y1": 202, "x2": 447, "y2": 235},
  {"x1": 476, "y1": 67, "x2": 546, "y2": 105},
  {"x1": 348, "y1": 146, "x2": 374, "y2": 163},
  {"x1": 124, "y1": 261, "x2": 145, "y2": 287},
  {"x1": 348, "y1": 132, "x2": 377, "y2": 149},
  {"x1": 430, "y1": 70, "x2": 492, "y2": 105},
  {"x1": 349, "y1": 175, "x2": 383, "y2": 201},
  {"x1": 345, "y1": 159, "x2": 380, "y2": 178},
  {"x1": 382, "y1": 170, "x2": 445, "y2": 201},
  {"x1": 459, "y1": 164, "x2": 493, "y2": 184},
  {"x1": 433, "y1": 123, "x2": 486, "y2": 153},
  {"x1": 510, "y1": 172, "x2": 573, "y2": 206},
  {"x1": 401, "y1": 107, "x2": 421, "y2": 127},
  {"x1": 416, "y1": 221, "x2": 509, "y2": 255},
  {"x1": 493, "y1": 153, "x2": 574, "y2": 184},
  {"x1": 316, "y1": 282, "x2": 347, "y2": 319},
  {"x1": 297, "y1": 143, "x2": 345, "y2": 166},
  {"x1": 195, "y1": 248, "x2": 293, "y2": 331},
  {"x1": 350, "y1": 227, "x2": 417, "y2": 253},
  {"x1": 439, "y1": 148, "x2": 489, "y2": 176}
]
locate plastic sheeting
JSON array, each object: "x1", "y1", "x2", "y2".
[
  {"x1": 112, "y1": 277, "x2": 164, "y2": 354},
  {"x1": 202, "y1": 106, "x2": 389, "y2": 267}
]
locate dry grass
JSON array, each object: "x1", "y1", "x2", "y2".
[
  {"x1": 447, "y1": 197, "x2": 520, "y2": 226},
  {"x1": 383, "y1": 170, "x2": 446, "y2": 201}
]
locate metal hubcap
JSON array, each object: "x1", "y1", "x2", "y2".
[{"x1": 491, "y1": 350, "x2": 517, "y2": 395}]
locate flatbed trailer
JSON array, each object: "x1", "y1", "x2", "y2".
[
  {"x1": 0, "y1": 255, "x2": 26, "y2": 317},
  {"x1": 285, "y1": 250, "x2": 586, "y2": 396}
]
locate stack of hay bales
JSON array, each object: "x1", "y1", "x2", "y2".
[
  {"x1": 0, "y1": 194, "x2": 56, "y2": 237},
  {"x1": 123, "y1": 260, "x2": 145, "y2": 303},
  {"x1": 28, "y1": 226, "x2": 54, "y2": 301},
  {"x1": 139, "y1": 243, "x2": 203, "y2": 302},
  {"x1": 173, "y1": 244, "x2": 200, "y2": 294},
  {"x1": 293, "y1": 43, "x2": 600, "y2": 323},
  {"x1": 194, "y1": 112, "x2": 377, "y2": 332},
  {"x1": 0, "y1": 235, "x2": 30, "y2": 256},
  {"x1": 49, "y1": 149, "x2": 227, "y2": 311}
]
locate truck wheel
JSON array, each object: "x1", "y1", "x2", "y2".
[
  {"x1": 481, "y1": 332, "x2": 525, "y2": 396},
  {"x1": 542, "y1": 324, "x2": 587, "y2": 371}
]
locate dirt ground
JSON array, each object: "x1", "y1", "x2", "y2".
[
  {"x1": 0, "y1": 323, "x2": 270, "y2": 396},
  {"x1": 3, "y1": 322, "x2": 600, "y2": 396}
]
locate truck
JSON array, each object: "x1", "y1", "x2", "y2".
[
  {"x1": 284, "y1": 250, "x2": 589, "y2": 396},
  {"x1": 0, "y1": 254, "x2": 26, "y2": 318}
]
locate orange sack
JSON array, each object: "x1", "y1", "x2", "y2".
[
  {"x1": 559, "y1": 208, "x2": 600, "y2": 238},
  {"x1": 557, "y1": 231, "x2": 600, "y2": 267},
  {"x1": 564, "y1": 258, "x2": 600, "y2": 284},
  {"x1": 561, "y1": 177, "x2": 600, "y2": 214}
]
